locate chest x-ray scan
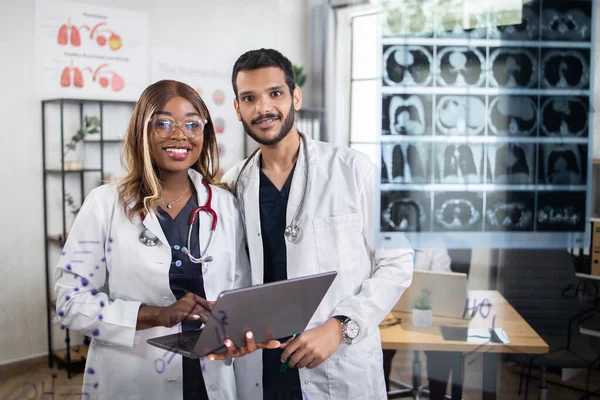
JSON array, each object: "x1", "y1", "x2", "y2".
[
  {"x1": 489, "y1": 96, "x2": 537, "y2": 137},
  {"x1": 436, "y1": 96, "x2": 486, "y2": 136},
  {"x1": 382, "y1": 94, "x2": 432, "y2": 136},
  {"x1": 377, "y1": 1, "x2": 593, "y2": 249},
  {"x1": 541, "y1": 97, "x2": 588, "y2": 137},
  {"x1": 437, "y1": 47, "x2": 485, "y2": 87},
  {"x1": 383, "y1": 45, "x2": 433, "y2": 86},
  {"x1": 381, "y1": 142, "x2": 431, "y2": 184},
  {"x1": 542, "y1": 49, "x2": 590, "y2": 89},
  {"x1": 541, "y1": 1, "x2": 592, "y2": 41},
  {"x1": 490, "y1": 48, "x2": 538, "y2": 88}
]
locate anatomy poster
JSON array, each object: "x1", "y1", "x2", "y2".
[
  {"x1": 35, "y1": 0, "x2": 148, "y2": 100},
  {"x1": 151, "y1": 48, "x2": 244, "y2": 173},
  {"x1": 377, "y1": 0, "x2": 596, "y2": 249}
]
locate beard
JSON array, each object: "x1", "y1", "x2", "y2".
[{"x1": 241, "y1": 104, "x2": 295, "y2": 146}]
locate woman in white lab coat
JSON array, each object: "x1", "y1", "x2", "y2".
[{"x1": 54, "y1": 80, "x2": 250, "y2": 400}]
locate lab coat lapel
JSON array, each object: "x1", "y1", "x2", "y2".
[
  {"x1": 239, "y1": 153, "x2": 264, "y2": 285},
  {"x1": 286, "y1": 133, "x2": 316, "y2": 238},
  {"x1": 142, "y1": 210, "x2": 169, "y2": 247}
]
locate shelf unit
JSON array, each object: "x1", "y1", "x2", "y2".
[{"x1": 41, "y1": 98, "x2": 135, "y2": 377}]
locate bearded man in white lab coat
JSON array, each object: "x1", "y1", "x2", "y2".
[{"x1": 221, "y1": 48, "x2": 414, "y2": 400}]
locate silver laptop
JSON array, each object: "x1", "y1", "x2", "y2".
[
  {"x1": 393, "y1": 270, "x2": 468, "y2": 319},
  {"x1": 147, "y1": 271, "x2": 337, "y2": 359}
]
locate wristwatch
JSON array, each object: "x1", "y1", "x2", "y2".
[{"x1": 332, "y1": 315, "x2": 359, "y2": 344}]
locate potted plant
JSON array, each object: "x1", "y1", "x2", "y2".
[
  {"x1": 63, "y1": 115, "x2": 100, "y2": 170},
  {"x1": 292, "y1": 64, "x2": 306, "y2": 88},
  {"x1": 412, "y1": 289, "x2": 433, "y2": 328}
]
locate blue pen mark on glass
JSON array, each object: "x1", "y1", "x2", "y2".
[
  {"x1": 81, "y1": 278, "x2": 89, "y2": 287},
  {"x1": 92, "y1": 329, "x2": 100, "y2": 336},
  {"x1": 155, "y1": 349, "x2": 177, "y2": 374},
  {"x1": 65, "y1": 295, "x2": 71, "y2": 301},
  {"x1": 91, "y1": 289, "x2": 98, "y2": 296},
  {"x1": 100, "y1": 301, "x2": 105, "y2": 307},
  {"x1": 58, "y1": 311, "x2": 64, "y2": 317},
  {"x1": 66, "y1": 264, "x2": 72, "y2": 271},
  {"x1": 62, "y1": 251, "x2": 67, "y2": 255},
  {"x1": 60, "y1": 325, "x2": 66, "y2": 330},
  {"x1": 95, "y1": 265, "x2": 100, "y2": 270},
  {"x1": 98, "y1": 314, "x2": 103, "y2": 320}
]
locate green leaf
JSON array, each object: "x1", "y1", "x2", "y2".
[{"x1": 292, "y1": 64, "x2": 307, "y2": 88}]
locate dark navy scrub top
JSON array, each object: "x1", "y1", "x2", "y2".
[
  {"x1": 259, "y1": 163, "x2": 303, "y2": 400},
  {"x1": 158, "y1": 192, "x2": 209, "y2": 400}
]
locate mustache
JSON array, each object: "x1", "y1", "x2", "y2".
[{"x1": 251, "y1": 113, "x2": 281, "y2": 124}]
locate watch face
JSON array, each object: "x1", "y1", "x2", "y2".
[{"x1": 345, "y1": 320, "x2": 360, "y2": 339}]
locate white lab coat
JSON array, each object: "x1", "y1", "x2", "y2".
[
  {"x1": 413, "y1": 249, "x2": 451, "y2": 272},
  {"x1": 222, "y1": 133, "x2": 414, "y2": 400},
  {"x1": 54, "y1": 169, "x2": 250, "y2": 400}
]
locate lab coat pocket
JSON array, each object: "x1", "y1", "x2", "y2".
[{"x1": 313, "y1": 213, "x2": 363, "y2": 272}]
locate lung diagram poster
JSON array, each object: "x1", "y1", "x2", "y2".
[{"x1": 35, "y1": 0, "x2": 148, "y2": 100}]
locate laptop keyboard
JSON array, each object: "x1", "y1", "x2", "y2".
[
  {"x1": 162, "y1": 332, "x2": 199, "y2": 352},
  {"x1": 162, "y1": 333, "x2": 200, "y2": 352}
]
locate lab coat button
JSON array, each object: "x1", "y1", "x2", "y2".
[
  {"x1": 304, "y1": 380, "x2": 309, "y2": 384},
  {"x1": 257, "y1": 232, "x2": 261, "y2": 237},
  {"x1": 210, "y1": 384, "x2": 218, "y2": 391}
]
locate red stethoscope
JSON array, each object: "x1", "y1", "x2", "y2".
[{"x1": 139, "y1": 178, "x2": 217, "y2": 264}]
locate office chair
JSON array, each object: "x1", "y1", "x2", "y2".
[{"x1": 497, "y1": 249, "x2": 600, "y2": 399}]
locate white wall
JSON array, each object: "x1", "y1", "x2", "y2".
[{"x1": 0, "y1": 0, "x2": 308, "y2": 365}]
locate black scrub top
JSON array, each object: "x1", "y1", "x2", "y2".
[
  {"x1": 259, "y1": 164, "x2": 303, "y2": 400},
  {"x1": 158, "y1": 192, "x2": 209, "y2": 400}
]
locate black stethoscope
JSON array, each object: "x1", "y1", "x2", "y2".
[
  {"x1": 234, "y1": 133, "x2": 309, "y2": 243},
  {"x1": 139, "y1": 178, "x2": 217, "y2": 264}
]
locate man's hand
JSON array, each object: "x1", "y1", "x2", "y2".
[{"x1": 279, "y1": 319, "x2": 343, "y2": 369}]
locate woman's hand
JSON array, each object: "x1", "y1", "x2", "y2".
[
  {"x1": 137, "y1": 293, "x2": 212, "y2": 330},
  {"x1": 160, "y1": 293, "x2": 213, "y2": 326},
  {"x1": 206, "y1": 331, "x2": 281, "y2": 361}
]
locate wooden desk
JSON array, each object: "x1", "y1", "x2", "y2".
[{"x1": 380, "y1": 290, "x2": 548, "y2": 399}]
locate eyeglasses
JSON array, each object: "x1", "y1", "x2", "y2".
[{"x1": 150, "y1": 116, "x2": 208, "y2": 139}]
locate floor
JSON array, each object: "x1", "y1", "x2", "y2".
[{"x1": 1, "y1": 352, "x2": 599, "y2": 399}]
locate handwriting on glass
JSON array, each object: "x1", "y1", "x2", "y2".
[
  {"x1": 58, "y1": 238, "x2": 109, "y2": 338},
  {"x1": 4, "y1": 373, "x2": 95, "y2": 400},
  {"x1": 461, "y1": 297, "x2": 497, "y2": 364}
]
